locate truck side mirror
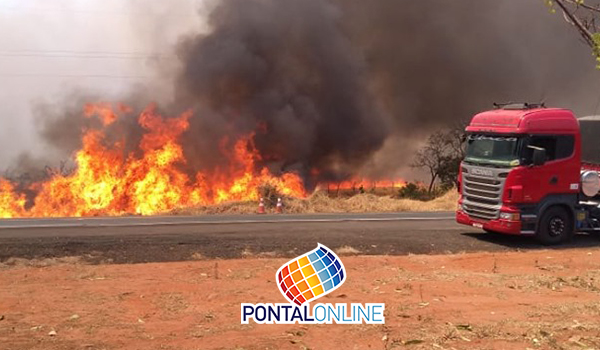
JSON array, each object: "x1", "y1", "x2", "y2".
[{"x1": 532, "y1": 148, "x2": 546, "y2": 166}]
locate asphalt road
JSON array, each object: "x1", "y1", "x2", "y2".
[
  {"x1": 0, "y1": 212, "x2": 456, "y2": 233},
  {"x1": 1, "y1": 212, "x2": 599, "y2": 264}
]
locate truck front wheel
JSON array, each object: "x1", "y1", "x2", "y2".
[{"x1": 536, "y1": 206, "x2": 573, "y2": 245}]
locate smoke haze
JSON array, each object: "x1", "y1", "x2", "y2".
[
  {"x1": 1, "y1": 0, "x2": 599, "y2": 182},
  {"x1": 174, "y1": 0, "x2": 388, "y2": 182}
]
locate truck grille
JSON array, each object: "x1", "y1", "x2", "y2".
[{"x1": 461, "y1": 167, "x2": 506, "y2": 221}]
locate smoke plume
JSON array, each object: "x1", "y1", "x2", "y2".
[
  {"x1": 18, "y1": 0, "x2": 600, "y2": 183},
  {"x1": 173, "y1": 0, "x2": 389, "y2": 182}
]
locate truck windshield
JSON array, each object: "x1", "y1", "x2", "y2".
[{"x1": 465, "y1": 134, "x2": 521, "y2": 167}]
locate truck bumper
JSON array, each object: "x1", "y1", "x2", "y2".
[{"x1": 456, "y1": 210, "x2": 523, "y2": 235}]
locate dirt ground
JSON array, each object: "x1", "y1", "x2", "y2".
[{"x1": 1, "y1": 248, "x2": 600, "y2": 350}]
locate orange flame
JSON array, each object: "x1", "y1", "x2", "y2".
[
  {"x1": 0, "y1": 180, "x2": 26, "y2": 218},
  {"x1": 0, "y1": 103, "x2": 406, "y2": 218},
  {"x1": 316, "y1": 179, "x2": 406, "y2": 191},
  {"x1": 0, "y1": 103, "x2": 307, "y2": 218}
]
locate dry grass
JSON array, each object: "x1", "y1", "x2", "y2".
[
  {"x1": 0, "y1": 256, "x2": 83, "y2": 268},
  {"x1": 156, "y1": 293, "x2": 189, "y2": 314},
  {"x1": 335, "y1": 245, "x2": 361, "y2": 256},
  {"x1": 171, "y1": 191, "x2": 458, "y2": 215},
  {"x1": 170, "y1": 201, "x2": 258, "y2": 215}
]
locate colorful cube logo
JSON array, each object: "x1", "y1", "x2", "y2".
[{"x1": 276, "y1": 244, "x2": 346, "y2": 305}]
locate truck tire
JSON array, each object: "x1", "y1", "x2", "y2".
[{"x1": 536, "y1": 206, "x2": 573, "y2": 245}]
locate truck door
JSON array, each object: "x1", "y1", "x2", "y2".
[{"x1": 521, "y1": 135, "x2": 577, "y2": 203}]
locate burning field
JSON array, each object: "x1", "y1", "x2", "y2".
[
  {"x1": 1, "y1": 0, "x2": 597, "y2": 218},
  {"x1": 0, "y1": 0, "x2": 400, "y2": 219},
  {"x1": 0, "y1": 102, "x2": 412, "y2": 218},
  {"x1": 0, "y1": 103, "x2": 308, "y2": 218}
]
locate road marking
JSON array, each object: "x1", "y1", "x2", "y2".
[{"x1": 0, "y1": 215, "x2": 455, "y2": 229}]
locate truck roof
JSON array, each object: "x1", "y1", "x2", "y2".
[{"x1": 466, "y1": 108, "x2": 579, "y2": 134}]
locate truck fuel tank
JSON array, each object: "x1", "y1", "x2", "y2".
[{"x1": 581, "y1": 170, "x2": 600, "y2": 197}]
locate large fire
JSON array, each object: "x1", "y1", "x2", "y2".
[
  {"x1": 0, "y1": 103, "x2": 307, "y2": 218},
  {"x1": 0, "y1": 103, "x2": 405, "y2": 218},
  {"x1": 317, "y1": 179, "x2": 406, "y2": 191}
]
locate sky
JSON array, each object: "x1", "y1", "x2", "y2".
[
  {"x1": 0, "y1": 0, "x2": 204, "y2": 167},
  {"x1": 2, "y1": 0, "x2": 600, "y2": 182}
]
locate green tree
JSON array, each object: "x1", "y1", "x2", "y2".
[
  {"x1": 546, "y1": 0, "x2": 600, "y2": 66},
  {"x1": 411, "y1": 122, "x2": 466, "y2": 194}
]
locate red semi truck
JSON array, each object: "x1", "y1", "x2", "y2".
[{"x1": 456, "y1": 103, "x2": 600, "y2": 244}]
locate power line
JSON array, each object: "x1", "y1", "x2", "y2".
[
  {"x1": 0, "y1": 49, "x2": 170, "y2": 56},
  {"x1": 0, "y1": 5, "x2": 199, "y2": 18},
  {"x1": 0, "y1": 73, "x2": 151, "y2": 79},
  {"x1": 0, "y1": 49, "x2": 176, "y2": 60},
  {"x1": 0, "y1": 53, "x2": 172, "y2": 60}
]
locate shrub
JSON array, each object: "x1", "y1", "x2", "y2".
[
  {"x1": 258, "y1": 183, "x2": 283, "y2": 208},
  {"x1": 396, "y1": 182, "x2": 444, "y2": 201}
]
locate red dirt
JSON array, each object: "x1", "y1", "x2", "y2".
[{"x1": 2, "y1": 248, "x2": 600, "y2": 349}]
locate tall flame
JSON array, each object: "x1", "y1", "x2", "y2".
[
  {"x1": 0, "y1": 103, "x2": 406, "y2": 219},
  {"x1": 0, "y1": 103, "x2": 306, "y2": 218}
]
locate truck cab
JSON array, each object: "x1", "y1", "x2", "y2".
[{"x1": 456, "y1": 103, "x2": 586, "y2": 244}]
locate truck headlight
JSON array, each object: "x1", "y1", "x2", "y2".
[{"x1": 499, "y1": 212, "x2": 520, "y2": 221}]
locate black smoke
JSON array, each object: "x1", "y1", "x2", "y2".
[
  {"x1": 20, "y1": 0, "x2": 600, "y2": 183},
  {"x1": 175, "y1": 0, "x2": 388, "y2": 182}
]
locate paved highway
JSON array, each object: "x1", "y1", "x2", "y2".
[
  {"x1": 0, "y1": 212, "x2": 454, "y2": 234},
  {"x1": 0, "y1": 212, "x2": 598, "y2": 263}
]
